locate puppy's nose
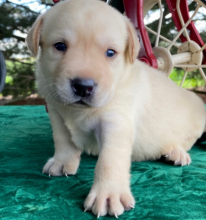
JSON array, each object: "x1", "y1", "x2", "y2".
[{"x1": 70, "y1": 78, "x2": 95, "y2": 97}]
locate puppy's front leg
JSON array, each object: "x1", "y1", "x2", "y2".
[
  {"x1": 84, "y1": 117, "x2": 135, "y2": 217},
  {"x1": 43, "y1": 106, "x2": 81, "y2": 176}
]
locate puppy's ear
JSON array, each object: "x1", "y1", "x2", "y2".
[
  {"x1": 25, "y1": 14, "x2": 44, "y2": 56},
  {"x1": 125, "y1": 17, "x2": 140, "y2": 64}
]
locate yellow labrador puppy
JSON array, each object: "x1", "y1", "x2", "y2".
[{"x1": 26, "y1": 0, "x2": 206, "y2": 217}]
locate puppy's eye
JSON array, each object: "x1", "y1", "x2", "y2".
[
  {"x1": 105, "y1": 49, "x2": 116, "y2": 58},
  {"x1": 54, "y1": 42, "x2": 67, "y2": 52}
]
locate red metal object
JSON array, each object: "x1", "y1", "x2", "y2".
[
  {"x1": 123, "y1": 0, "x2": 206, "y2": 66},
  {"x1": 53, "y1": 0, "x2": 60, "y2": 3},
  {"x1": 165, "y1": 0, "x2": 206, "y2": 64},
  {"x1": 123, "y1": 0, "x2": 158, "y2": 68}
]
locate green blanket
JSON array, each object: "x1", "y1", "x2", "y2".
[{"x1": 1, "y1": 106, "x2": 206, "y2": 220}]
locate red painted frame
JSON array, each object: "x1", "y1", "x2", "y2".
[
  {"x1": 123, "y1": 0, "x2": 206, "y2": 67},
  {"x1": 165, "y1": 0, "x2": 206, "y2": 64}
]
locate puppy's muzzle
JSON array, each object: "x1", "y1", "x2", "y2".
[{"x1": 70, "y1": 78, "x2": 95, "y2": 97}]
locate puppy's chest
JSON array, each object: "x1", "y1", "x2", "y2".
[{"x1": 65, "y1": 119, "x2": 100, "y2": 155}]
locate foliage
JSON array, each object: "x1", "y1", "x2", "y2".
[
  {"x1": 0, "y1": 0, "x2": 51, "y2": 97},
  {"x1": 4, "y1": 60, "x2": 36, "y2": 97},
  {"x1": 170, "y1": 68, "x2": 205, "y2": 88},
  {"x1": 0, "y1": 0, "x2": 40, "y2": 60}
]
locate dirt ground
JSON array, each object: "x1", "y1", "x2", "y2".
[
  {"x1": 197, "y1": 94, "x2": 206, "y2": 103},
  {"x1": 4, "y1": 97, "x2": 46, "y2": 105}
]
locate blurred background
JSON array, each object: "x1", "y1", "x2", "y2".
[{"x1": 0, "y1": 0, "x2": 206, "y2": 105}]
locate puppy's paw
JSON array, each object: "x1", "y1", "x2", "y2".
[
  {"x1": 43, "y1": 155, "x2": 80, "y2": 176},
  {"x1": 165, "y1": 147, "x2": 191, "y2": 166},
  {"x1": 84, "y1": 184, "x2": 135, "y2": 217}
]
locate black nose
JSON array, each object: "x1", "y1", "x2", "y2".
[{"x1": 70, "y1": 78, "x2": 95, "y2": 97}]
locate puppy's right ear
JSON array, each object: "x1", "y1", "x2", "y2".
[{"x1": 26, "y1": 14, "x2": 44, "y2": 56}]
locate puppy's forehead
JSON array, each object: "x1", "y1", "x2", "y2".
[{"x1": 42, "y1": 0, "x2": 127, "y2": 46}]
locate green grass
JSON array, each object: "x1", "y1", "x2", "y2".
[
  {"x1": 169, "y1": 68, "x2": 206, "y2": 89},
  {"x1": 5, "y1": 61, "x2": 15, "y2": 85},
  {"x1": 2, "y1": 59, "x2": 36, "y2": 97},
  {"x1": 5, "y1": 76, "x2": 13, "y2": 84}
]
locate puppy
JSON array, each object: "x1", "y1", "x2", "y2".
[{"x1": 26, "y1": 0, "x2": 206, "y2": 217}]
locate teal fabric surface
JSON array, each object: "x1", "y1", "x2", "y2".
[{"x1": 1, "y1": 106, "x2": 206, "y2": 220}]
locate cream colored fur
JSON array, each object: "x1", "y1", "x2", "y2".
[{"x1": 26, "y1": 0, "x2": 206, "y2": 217}]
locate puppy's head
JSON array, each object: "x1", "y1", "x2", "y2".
[{"x1": 26, "y1": 0, "x2": 140, "y2": 107}]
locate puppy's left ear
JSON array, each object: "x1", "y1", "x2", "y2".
[
  {"x1": 25, "y1": 14, "x2": 44, "y2": 56},
  {"x1": 125, "y1": 17, "x2": 140, "y2": 64}
]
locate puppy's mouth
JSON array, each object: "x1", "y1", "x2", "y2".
[
  {"x1": 72, "y1": 99, "x2": 92, "y2": 107},
  {"x1": 51, "y1": 91, "x2": 91, "y2": 107},
  {"x1": 74, "y1": 100, "x2": 88, "y2": 105}
]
